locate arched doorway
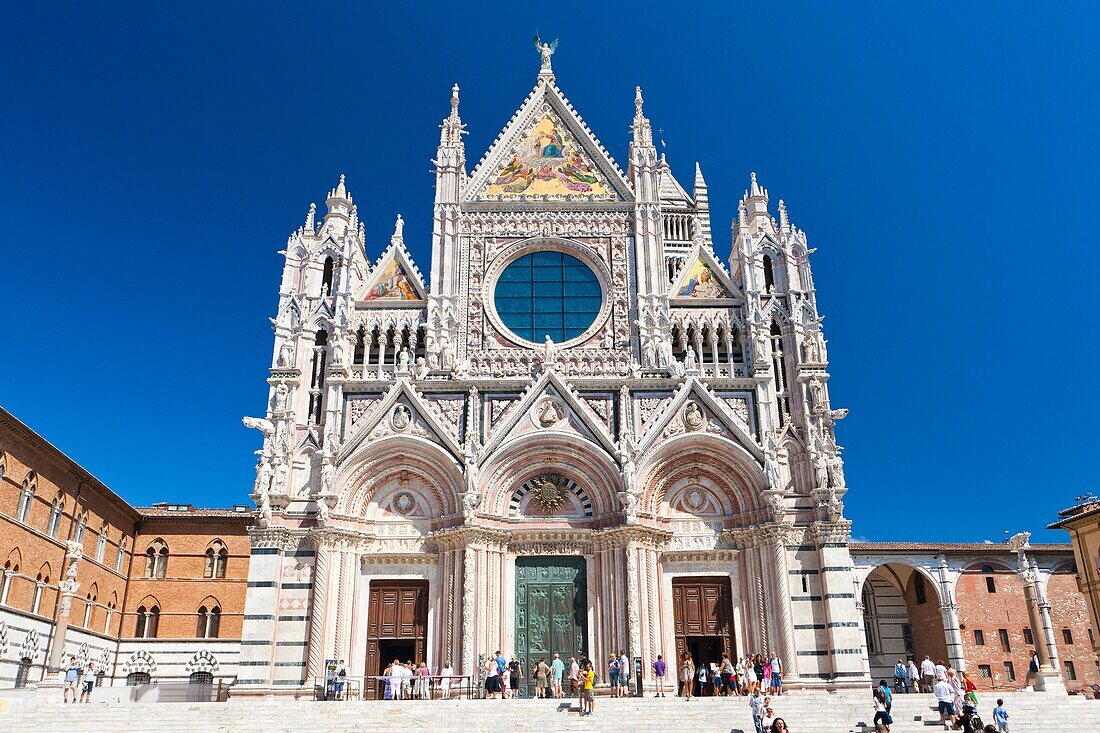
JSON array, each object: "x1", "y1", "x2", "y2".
[{"x1": 861, "y1": 564, "x2": 948, "y2": 683}]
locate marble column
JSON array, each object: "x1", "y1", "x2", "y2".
[
  {"x1": 934, "y1": 555, "x2": 966, "y2": 672},
  {"x1": 306, "y1": 535, "x2": 331, "y2": 679},
  {"x1": 765, "y1": 526, "x2": 798, "y2": 682},
  {"x1": 1023, "y1": 560, "x2": 1066, "y2": 694},
  {"x1": 45, "y1": 542, "x2": 83, "y2": 680}
]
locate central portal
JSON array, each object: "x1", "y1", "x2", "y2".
[{"x1": 515, "y1": 556, "x2": 588, "y2": 698}]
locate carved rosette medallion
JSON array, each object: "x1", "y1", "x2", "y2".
[
  {"x1": 683, "y1": 400, "x2": 705, "y2": 431},
  {"x1": 391, "y1": 404, "x2": 412, "y2": 431}
]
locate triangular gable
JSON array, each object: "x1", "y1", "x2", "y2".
[
  {"x1": 465, "y1": 81, "x2": 632, "y2": 202},
  {"x1": 479, "y1": 369, "x2": 618, "y2": 463},
  {"x1": 359, "y1": 242, "x2": 427, "y2": 304},
  {"x1": 338, "y1": 379, "x2": 463, "y2": 462},
  {"x1": 669, "y1": 242, "x2": 741, "y2": 300},
  {"x1": 636, "y1": 377, "x2": 761, "y2": 459},
  {"x1": 658, "y1": 165, "x2": 693, "y2": 207}
]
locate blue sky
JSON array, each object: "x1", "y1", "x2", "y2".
[{"x1": 1, "y1": 2, "x2": 1097, "y2": 542}]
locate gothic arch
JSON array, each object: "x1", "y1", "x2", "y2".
[
  {"x1": 123, "y1": 649, "x2": 157, "y2": 673},
  {"x1": 638, "y1": 433, "x2": 764, "y2": 520},
  {"x1": 5, "y1": 547, "x2": 22, "y2": 568},
  {"x1": 481, "y1": 432, "x2": 621, "y2": 518},
  {"x1": 338, "y1": 438, "x2": 462, "y2": 518},
  {"x1": 185, "y1": 649, "x2": 220, "y2": 674}
]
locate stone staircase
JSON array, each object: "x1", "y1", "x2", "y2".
[{"x1": 3, "y1": 690, "x2": 1099, "y2": 732}]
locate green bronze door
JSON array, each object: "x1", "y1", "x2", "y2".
[{"x1": 515, "y1": 556, "x2": 587, "y2": 698}]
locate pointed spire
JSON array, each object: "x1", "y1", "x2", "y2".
[
  {"x1": 743, "y1": 171, "x2": 770, "y2": 229},
  {"x1": 392, "y1": 213, "x2": 405, "y2": 246},
  {"x1": 778, "y1": 199, "x2": 790, "y2": 233},
  {"x1": 440, "y1": 83, "x2": 466, "y2": 147},
  {"x1": 631, "y1": 86, "x2": 653, "y2": 147},
  {"x1": 693, "y1": 162, "x2": 712, "y2": 245},
  {"x1": 304, "y1": 202, "x2": 316, "y2": 234},
  {"x1": 324, "y1": 173, "x2": 353, "y2": 222}
]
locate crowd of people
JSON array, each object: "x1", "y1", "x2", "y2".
[
  {"x1": 669, "y1": 651, "x2": 785, "y2": 700},
  {"x1": 874, "y1": 654, "x2": 1012, "y2": 733}
]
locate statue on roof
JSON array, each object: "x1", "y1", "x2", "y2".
[{"x1": 533, "y1": 34, "x2": 558, "y2": 72}]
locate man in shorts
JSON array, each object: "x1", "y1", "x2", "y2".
[
  {"x1": 568, "y1": 656, "x2": 579, "y2": 695},
  {"x1": 933, "y1": 677, "x2": 956, "y2": 730},
  {"x1": 618, "y1": 650, "x2": 631, "y2": 695},
  {"x1": 551, "y1": 653, "x2": 565, "y2": 698},
  {"x1": 63, "y1": 656, "x2": 81, "y2": 703},
  {"x1": 919, "y1": 655, "x2": 936, "y2": 693},
  {"x1": 652, "y1": 654, "x2": 667, "y2": 697},
  {"x1": 80, "y1": 661, "x2": 96, "y2": 703}
]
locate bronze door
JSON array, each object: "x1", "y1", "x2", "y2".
[{"x1": 515, "y1": 557, "x2": 587, "y2": 698}]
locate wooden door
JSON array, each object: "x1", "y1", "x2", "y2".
[
  {"x1": 365, "y1": 579, "x2": 428, "y2": 698},
  {"x1": 672, "y1": 576, "x2": 734, "y2": 660}
]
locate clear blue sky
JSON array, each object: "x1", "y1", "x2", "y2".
[{"x1": 2, "y1": 2, "x2": 1097, "y2": 542}]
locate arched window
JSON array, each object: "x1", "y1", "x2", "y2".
[
  {"x1": 104, "y1": 594, "x2": 116, "y2": 634},
  {"x1": 189, "y1": 671, "x2": 214, "y2": 686},
  {"x1": 32, "y1": 568, "x2": 49, "y2": 615},
  {"x1": 762, "y1": 254, "x2": 775, "y2": 293},
  {"x1": 46, "y1": 494, "x2": 64, "y2": 539},
  {"x1": 94, "y1": 522, "x2": 109, "y2": 563},
  {"x1": 83, "y1": 593, "x2": 93, "y2": 628},
  {"x1": 126, "y1": 672, "x2": 150, "y2": 686},
  {"x1": 144, "y1": 540, "x2": 168, "y2": 578},
  {"x1": 321, "y1": 256, "x2": 335, "y2": 295},
  {"x1": 16, "y1": 472, "x2": 35, "y2": 524},
  {"x1": 196, "y1": 605, "x2": 208, "y2": 637},
  {"x1": 770, "y1": 322, "x2": 791, "y2": 425},
  {"x1": 115, "y1": 535, "x2": 126, "y2": 574},
  {"x1": 196, "y1": 602, "x2": 221, "y2": 638},
  {"x1": 72, "y1": 505, "x2": 88, "y2": 544},
  {"x1": 135, "y1": 605, "x2": 147, "y2": 637},
  {"x1": 308, "y1": 329, "x2": 328, "y2": 423},
  {"x1": 148, "y1": 606, "x2": 160, "y2": 638},
  {"x1": 914, "y1": 573, "x2": 927, "y2": 605},
  {"x1": 204, "y1": 541, "x2": 228, "y2": 579},
  {"x1": 1, "y1": 557, "x2": 19, "y2": 606}
]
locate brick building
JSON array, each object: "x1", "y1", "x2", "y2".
[{"x1": 0, "y1": 407, "x2": 250, "y2": 688}]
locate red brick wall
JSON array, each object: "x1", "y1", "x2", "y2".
[
  {"x1": 122, "y1": 516, "x2": 250, "y2": 639},
  {"x1": 955, "y1": 564, "x2": 1099, "y2": 693}
]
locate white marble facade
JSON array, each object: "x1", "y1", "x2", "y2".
[{"x1": 235, "y1": 50, "x2": 866, "y2": 697}]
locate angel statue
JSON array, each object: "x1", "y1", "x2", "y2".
[{"x1": 534, "y1": 34, "x2": 558, "y2": 71}]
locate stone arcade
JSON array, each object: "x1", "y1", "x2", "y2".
[{"x1": 235, "y1": 50, "x2": 878, "y2": 697}]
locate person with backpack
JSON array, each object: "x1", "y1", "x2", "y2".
[{"x1": 877, "y1": 679, "x2": 893, "y2": 714}]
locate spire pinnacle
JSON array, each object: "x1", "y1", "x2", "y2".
[
  {"x1": 440, "y1": 83, "x2": 467, "y2": 146},
  {"x1": 778, "y1": 199, "x2": 790, "y2": 232},
  {"x1": 450, "y1": 84, "x2": 460, "y2": 118},
  {"x1": 635, "y1": 86, "x2": 644, "y2": 116},
  {"x1": 631, "y1": 86, "x2": 653, "y2": 147},
  {"x1": 392, "y1": 213, "x2": 405, "y2": 245},
  {"x1": 304, "y1": 202, "x2": 316, "y2": 233}
]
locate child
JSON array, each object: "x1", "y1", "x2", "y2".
[{"x1": 992, "y1": 698, "x2": 1009, "y2": 733}]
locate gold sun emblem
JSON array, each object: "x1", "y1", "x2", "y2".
[{"x1": 531, "y1": 476, "x2": 566, "y2": 512}]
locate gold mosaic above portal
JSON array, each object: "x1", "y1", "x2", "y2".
[{"x1": 486, "y1": 114, "x2": 608, "y2": 197}]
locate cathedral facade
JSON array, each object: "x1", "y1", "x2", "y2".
[{"x1": 236, "y1": 51, "x2": 864, "y2": 696}]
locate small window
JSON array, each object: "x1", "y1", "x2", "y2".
[
  {"x1": 901, "y1": 624, "x2": 913, "y2": 656},
  {"x1": 1023, "y1": 627, "x2": 1034, "y2": 645},
  {"x1": 914, "y1": 574, "x2": 927, "y2": 605},
  {"x1": 115, "y1": 537, "x2": 126, "y2": 574},
  {"x1": 801, "y1": 576, "x2": 808, "y2": 593},
  {"x1": 1003, "y1": 661, "x2": 1016, "y2": 682},
  {"x1": 189, "y1": 671, "x2": 214, "y2": 686},
  {"x1": 1063, "y1": 628, "x2": 1073, "y2": 645},
  {"x1": 135, "y1": 606, "x2": 147, "y2": 637},
  {"x1": 986, "y1": 577, "x2": 996, "y2": 593},
  {"x1": 1065, "y1": 661, "x2": 1077, "y2": 681},
  {"x1": 977, "y1": 664, "x2": 992, "y2": 679},
  {"x1": 762, "y1": 254, "x2": 776, "y2": 292},
  {"x1": 1089, "y1": 628, "x2": 1095, "y2": 645},
  {"x1": 974, "y1": 630, "x2": 985, "y2": 646},
  {"x1": 94, "y1": 524, "x2": 108, "y2": 563},
  {"x1": 321, "y1": 256, "x2": 335, "y2": 295},
  {"x1": 998, "y1": 628, "x2": 1011, "y2": 652},
  {"x1": 126, "y1": 672, "x2": 151, "y2": 686},
  {"x1": 15, "y1": 657, "x2": 32, "y2": 688}
]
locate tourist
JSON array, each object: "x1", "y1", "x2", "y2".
[
  {"x1": 934, "y1": 660, "x2": 948, "y2": 683},
  {"x1": 1026, "y1": 651, "x2": 1039, "y2": 688},
  {"x1": 439, "y1": 661, "x2": 454, "y2": 699},
  {"x1": 946, "y1": 668, "x2": 964, "y2": 719},
  {"x1": 608, "y1": 654, "x2": 620, "y2": 696},
  {"x1": 749, "y1": 687, "x2": 766, "y2": 733},
  {"x1": 696, "y1": 658, "x2": 708, "y2": 697},
  {"x1": 873, "y1": 685, "x2": 893, "y2": 732},
  {"x1": 770, "y1": 718, "x2": 789, "y2": 733},
  {"x1": 961, "y1": 670, "x2": 978, "y2": 707},
  {"x1": 390, "y1": 659, "x2": 406, "y2": 699},
  {"x1": 761, "y1": 699, "x2": 776, "y2": 732},
  {"x1": 507, "y1": 656, "x2": 522, "y2": 699},
  {"x1": 761, "y1": 656, "x2": 772, "y2": 697},
  {"x1": 736, "y1": 655, "x2": 748, "y2": 695},
  {"x1": 535, "y1": 658, "x2": 550, "y2": 698},
  {"x1": 754, "y1": 654, "x2": 765, "y2": 695},
  {"x1": 720, "y1": 654, "x2": 734, "y2": 696},
  {"x1": 933, "y1": 675, "x2": 956, "y2": 730},
  {"x1": 710, "y1": 662, "x2": 721, "y2": 696},
  {"x1": 893, "y1": 659, "x2": 906, "y2": 693},
  {"x1": 551, "y1": 653, "x2": 565, "y2": 698},
  {"x1": 79, "y1": 661, "x2": 96, "y2": 703},
  {"x1": 652, "y1": 654, "x2": 667, "y2": 697},
  {"x1": 383, "y1": 663, "x2": 394, "y2": 700},
  {"x1": 64, "y1": 656, "x2": 81, "y2": 703},
  {"x1": 484, "y1": 655, "x2": 502, "y2": 699},
  {"x1": 770, "y1": 651, "x2": 783, "y2": 696},
  {"x1": 582, "y1": 661, "x2": 596, "y2": 716},
  {"x1": 992, "y1": 698, "x2": 1009, "y2": 732},
  {"x1": 618, "y1": 650, "x2": 631, "y2": 695},
  {"x1": 415, "y1": 661, "x2": 431, "y2": 699},
  {"x1": 332, "y1": 659, "x2": 347, "y2": 700},
  {"x1": 403, "y1": 661, "x2": 415, "y2": 699},
  {"x1": 680, "y1": 652, "x2": 695, "y2": 701},
  {"x1": 920, "y1": 655, "x2": 936, "y2": 693},
  {"x1": 907, "y1": 658, "x2": 920, "y2": 694},
  {"x1": 568, "y1": 656, "x2": 579, "y2": 696},
  {"x1": 877, "y1": 679, "x2": 892, "y2": 714},
  {"x1": 746, "y1": 654, "x2": 759, "y2": 694}
]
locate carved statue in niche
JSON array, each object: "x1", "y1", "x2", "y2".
[
  {"x1": 316, "y1": 495, "x2": 332, "y2": 526},
  {"x1": 684, "y1": 348, "x2": 697, "y2": 371},
  {"x1": 415, "y1": 357, "x2": 429, "y2": 380},
  {"x1": 807, "y1": 377, "x2": 824, "y2": 410},
  {"x1": 426, "y1": 337, "x2": 440, "y2": 369},
  {"x1": 440, "y1": 337, "x2": 456, "y2": 371},
  {"x1": 541, "y1": 336, "x2": 558, "y2": 366},
  {"x1": 257, "y1": 490, "x2": 272, "y2": 528},
  {"x1": 683, "y1": 401, "x2": 705, "y2": 431},
  {"x1": 826, "y1": 453, "x2": 845, "y2": 488},
  {"x1": 272, "y1": 456, "x2": 289, "y2": 494},
  {"x1": 765, "y1": 490, "x2": 785, "y2": 519},
  {"x1": 391, "y1": 404, "x2": 412, "y2": 431},
  {"x1": 763, "y1": 449, "x2": 782, "y2": 491},
  {"x1": 277, "y1": 342, "x2": 293, "y2": 368},
  {"x1": 320, "y1": 456, "x2": 335, "y2": 495},
  {"x1": 812, "y1": 451, "x2": 829, "y2": 490},
  {"x1": 802, "y1": 331, "x2": 822, "y2": 363},
  {"x1": 754, "y1": 331, "x2": 770, "y2": 363},
  {"x1": 254, "y1": 456, "x2": 273, "y2": 497}
]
